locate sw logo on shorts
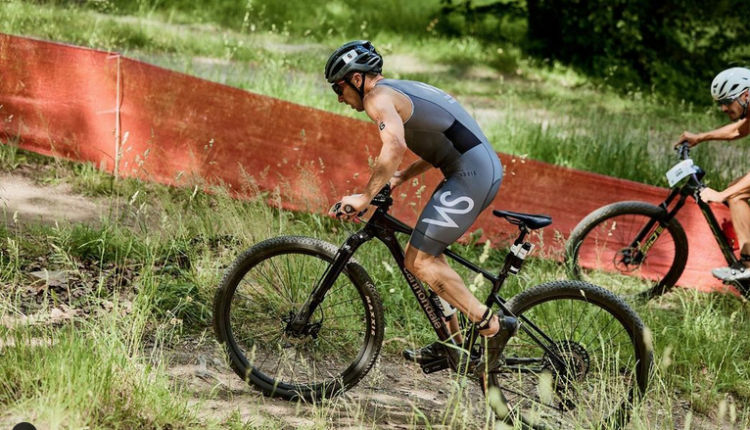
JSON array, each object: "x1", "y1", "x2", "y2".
[{"x1": 422, "y1": 192, "x2": 475, "y2": 228}]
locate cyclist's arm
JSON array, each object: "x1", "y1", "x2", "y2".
[
  {"x1": 686, "y1": 117, "x2": 750, "y2": 145},
  {"x1": 395, "y1": 159, "x2": 434, "y2": 183},
  {"x1": 718, "y1": 170, "x2": 750, "y2": 201},
  {"x1": 360, "y1": 91, "x2": 407, "y2": 200}
]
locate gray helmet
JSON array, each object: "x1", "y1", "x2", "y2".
[{"x1": 324, "y1": 40, "x2": 383, "y2": 83}]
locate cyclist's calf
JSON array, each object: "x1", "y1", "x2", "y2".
[
  {"x1": 403, "y1": 246, "x2": 454, "y2": 295},
  {"x1": 404, "y1": 245, "x2": 487, "y2": 322}
]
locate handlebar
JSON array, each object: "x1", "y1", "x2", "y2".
[
  {"x1": 330, "y1": 183, "x2": 393, "y2": 219},
  {"x1": 673, "y1": 140, "x2": 706, "y2": 195},
  {"x1": 676, "y1": 141, "x2": 691, "y2": 160}
]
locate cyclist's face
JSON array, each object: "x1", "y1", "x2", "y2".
[
  {"x1": 720, "y1": 91, "x2": 748, "y2": 121},
  {"x1": 336, "y1": 74, "x2": 365, "y2": 112}
]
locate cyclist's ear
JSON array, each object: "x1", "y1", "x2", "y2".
[{"x1": 351, "y1": 72, "x2": 365, "y2": 86}]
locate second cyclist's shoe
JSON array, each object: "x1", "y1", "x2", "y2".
[
  {"x1": 402, "y1": 341, "x2": 447, "y2": 365},
  {"x1": 712, "y1": 265, "x2": 750, "y2": 282}
]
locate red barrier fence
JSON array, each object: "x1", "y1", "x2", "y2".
[{"x1": 0, "y1": 33, "x2": 735, "y2": 292}]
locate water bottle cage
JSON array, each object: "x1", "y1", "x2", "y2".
[
  {"x1": 507, "y1": 254, "x2": 524, "y2": 274},
  {"x1": 508, "y1": 242, "x2": 534, "y2": 274}
]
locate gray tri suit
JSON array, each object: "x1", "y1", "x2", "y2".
[{"x1": 375, "y1": 79, "x2": 503, "y2": 256}]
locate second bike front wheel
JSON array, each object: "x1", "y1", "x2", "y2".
[
  {"x1": 213, "y1": 236, "x2": 385, "y2": 401},
  {"x1": 566, "y1": 201, "x2": 689, "y2": 299}
]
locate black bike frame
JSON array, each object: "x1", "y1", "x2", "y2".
[
  {"x1": 631, "y1": 177, "x2": 739, "y2": 268},
  {"x1": 292, "y1": 197, "x2": 563, "y2": 374}
]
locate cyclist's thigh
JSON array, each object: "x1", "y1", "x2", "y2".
[{"x1": 410, "y1": 145, "x2": 502, "y2": 256}]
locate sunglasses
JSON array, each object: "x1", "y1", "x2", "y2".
[
  {"x1": 717, "y1": 97, "x2": 737, "y2": 107},
  {"x1": 331, "y1": 80, "x2": 347, "y2": 96}
]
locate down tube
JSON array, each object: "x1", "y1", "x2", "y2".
[{"x1": 699, "y1": 200, "x2": 739, "y2": 265}]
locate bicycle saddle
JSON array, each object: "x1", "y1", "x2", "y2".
[{"x1": 492, "y1": 210, "x2": 552, "y2": 230}]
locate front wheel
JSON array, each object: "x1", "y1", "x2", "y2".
[
  {"x1": 566, "y1": 201, "x2": 689, "y2": 299},
  {"x1": 487, "y1": 281, "x2": 653, "y2": 430},
  {"x1": 213, "y1": 236, "x2": 384, "y2": 401}
]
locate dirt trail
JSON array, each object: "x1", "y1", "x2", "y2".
[
  {"x1": 162, "y1": 345, "x2": 488, "y2": 429},
  {"x1": 159, "y1": 342, "x2": 737, "y2": 430},
  {"x1": 0, "y1": 171, "x2": 107, "y2": 225}
]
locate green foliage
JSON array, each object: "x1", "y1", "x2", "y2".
[
  {"x1": 443, "y1": 0, "x2": 750, "y2": 104},
  {"x1": 40, "y1": 0, "x2": 443, "y2": 41}
]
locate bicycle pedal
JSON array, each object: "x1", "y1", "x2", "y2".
[{"x1": 421, "y1": 357, "x2": 450, "y2": 374}]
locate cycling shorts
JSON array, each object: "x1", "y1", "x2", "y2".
[{"x1": 409, "y1": 144, "x2": 503, "y2": 256}]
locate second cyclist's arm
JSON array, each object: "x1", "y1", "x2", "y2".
[
  {"x1": 719, "y1": 170, "x2": 750, "y2": 200},
  {"x1": 360, "y1": 92, "x2": 408, "y2": 200},
  {"x1": 693, "y1": 117, "x2": 750, "y2": 144}
]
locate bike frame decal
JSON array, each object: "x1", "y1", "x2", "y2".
[
  {"x1": 422, "y1": 192, "x2": 475, "y2": 228},
  {"x1": 640, "y1": 225, "x2": 665, "y2": 253},
  {"x1": 402, "y1": 268, "x2": 444, "y2": 330}
]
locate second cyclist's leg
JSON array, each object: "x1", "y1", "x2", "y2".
[
  {"x1": 714, "y1": 190, "x2": 750, "y2": 281},
  {"x1": 730, "y1": 193, "x2": 750, "y2": 258}
]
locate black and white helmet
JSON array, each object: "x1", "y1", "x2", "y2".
[
  {"x1": 324, "y1": 40, "x2": 383, "y2": 83},
  {"x1": 711, "y1": 67, "x2": 750, "y2": 101}
]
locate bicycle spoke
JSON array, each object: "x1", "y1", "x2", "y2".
[
  {"x1": 577, "y1": 306, "x2": 604, "y2": 343},
  {"x1": 268, "y1": 257, "x2": 295, "y2": 303},
  {"x1": 490, "y1": 282, "x2": 647, "y2": 430},
  {"x1": 217, "y1": 239, "x2": 383, "y2": 401}
]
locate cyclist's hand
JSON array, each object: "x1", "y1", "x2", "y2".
[
  {"x1": 338, "y1": 194, "x2": 369, "y2": 220},
  {"x1": 674, "y1": 132, "x2": 700, "y2": 148},
  {"x1": 698, "y1": 187, "x2": 725, "y2": 203}
]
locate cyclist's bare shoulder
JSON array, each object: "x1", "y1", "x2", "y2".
[{"x1": 364, "y1": 84, "x2": 411, "y2": 123}]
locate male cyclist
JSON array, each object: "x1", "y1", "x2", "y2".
[
  {"x1": 675, "y1": 67, "x2": 750, "y2": 281},
  {"x1": 325, "y1": 40, "x2": 517, "y2": 365}
]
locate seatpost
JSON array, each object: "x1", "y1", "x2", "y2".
[{"x1": 514, "y1": 223, "x2": 529, "y2": 245}]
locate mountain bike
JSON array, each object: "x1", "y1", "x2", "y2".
[
  {"x1": 566, "y1": 141, "x2": 750, "y2": 300},
  {"x1": 214, "y1": 184, "x2": 652, "y2": 429}
]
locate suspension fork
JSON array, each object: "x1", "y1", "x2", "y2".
[
  {"x1": 287, "y1": 229, "x2": 372, "y2": 333},
  {"x1": 632, "y1": 189, "x2": 687, "y2": 256}
]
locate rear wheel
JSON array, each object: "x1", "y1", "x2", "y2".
[
  {"x1": 213, "y1": 236, "x2": 384, "y2": 401},
  {"x1": 487, "y1": 281, "x2": 653, "y2": 430},
  {"x1": 566, "y1": 201, "x2": 688, "y2": 299}
]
